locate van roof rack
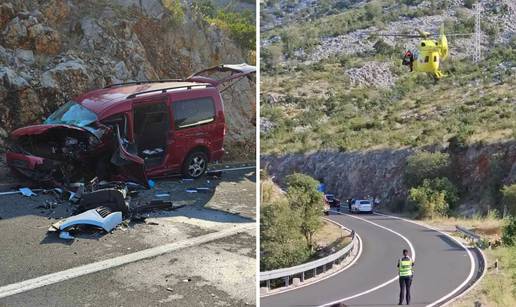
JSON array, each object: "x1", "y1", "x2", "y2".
[
  {"x1": 127, "y1": 84, "x2": 211, "y2": 99},
  {"x1": 104, "y1": 79, "x2": 184, "y2": 88}
]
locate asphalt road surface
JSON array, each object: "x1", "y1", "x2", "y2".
[
  {"x1": 0, "y1": 165, "x2": 256, "y2": 307},
  {"x1": 261, "y1": 210, "x2": 480, "y2": 307}
]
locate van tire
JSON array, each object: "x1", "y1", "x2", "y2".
[{"x1": 183, "y1": 151, "x2": 208, "y2": 179}]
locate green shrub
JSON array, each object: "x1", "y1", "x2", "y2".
[
  {"x1": 208, "y1": 10, "x2": 255, "y2": 50},
  {"x1": 409, "y1": 184, "x2": 449, "y2": 219},
  {"x1": 405, "y1": 151, "x2": 450, "y2": 187},
  {"x1": 502, "y1": 216, "x2": 516, "y2": 246},
  {"x1": 260, "y1": 199, "x2": 309, "y2": 270},
  {"x1": 423, "y1": 177, "x2": 459, "y2": 210},
  {"x1": 162, "y1": 0, "x2": 184, "y2": 23},
  {"x1": 286, "y1": 173, "x2": 324, "y2": 251},
  {"x1": 502, "y1": 184, "x2": 516, "y2": 216}
]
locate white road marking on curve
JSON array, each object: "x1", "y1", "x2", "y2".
[
  {"x1": 318, "y1": 211, "x2": 416, "y2": 307},
  {"x1": 373, "y1": 213, "x2": 476, "y2": 307}
]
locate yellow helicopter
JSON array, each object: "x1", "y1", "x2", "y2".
[{"x1": 375, "y1": 26, "x2": 451, "y2": 80}]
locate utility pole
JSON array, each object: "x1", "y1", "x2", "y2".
[{"x1": 473, "y1": 3, "x2": 482, "y2": 63}]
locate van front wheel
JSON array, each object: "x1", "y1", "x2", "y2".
[{"x1": 183, "y1": 151, "x2": 208, "y2": 179}]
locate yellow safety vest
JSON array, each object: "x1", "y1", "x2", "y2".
[{"x1": 399, "y1": 258, "x2": 413, "y2": 277}]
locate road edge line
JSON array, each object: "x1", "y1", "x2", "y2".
[
  {"x1": 441, "y1": 246, "x2": 486, "y2": 306},
  {"x1": 0, "y1": 224, "x2": 254, "y2": 299},
  {"x1": 373, "y1": 212, "x2": 477, "y2": 307},
  {"x1": 259, "y1": 217, "x2": 363, "y2": 298},
  {"x1": 317, "y1": 210, "x2": 416, "y2": 307}
]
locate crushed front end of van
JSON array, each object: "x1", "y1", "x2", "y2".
[{"x1": 5, "y1": 63, "x2": 255, "y2": 187}]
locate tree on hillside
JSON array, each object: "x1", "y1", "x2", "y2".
[
  {"x1": 286, "y1": 173, "x2": 324, "y2": 251},
  {"x1": 405, "y1": 151, "x2": 450, "y2": 187},
  {"x1": 260, "y1": 199, "x2": 309, "y2": 270}
]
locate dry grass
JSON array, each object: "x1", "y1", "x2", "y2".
[
  {"x1": 423, "y1": 213, "x2": 504, "y2": 240},
  {"x1": 313, "y1": 219, "x2": 352, "y2": 250},
  {"x1": 454, "y1": 246, "x2": 516, "y2": 307}
]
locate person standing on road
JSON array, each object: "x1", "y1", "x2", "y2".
[{"x1": 397, "y1": 249, "x2": 414, "y2": 305}]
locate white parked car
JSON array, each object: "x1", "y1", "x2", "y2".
[{"x1": 350, "y1": 199, "x2": 374, "y2": 213}]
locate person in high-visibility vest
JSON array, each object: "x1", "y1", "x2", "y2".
[{"x1": 397, "y1": 249, "x2": 414, "y2": 305}]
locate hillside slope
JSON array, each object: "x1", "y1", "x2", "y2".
[{"x1": 260, "y1": 0, "x2": 515, "y2": 214}]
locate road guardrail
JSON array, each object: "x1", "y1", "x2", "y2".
[
  {"x1": 456, "y1": 225, "x2": 481, "y2": 242},
  {"x1": 260, "y1": 226, "x2": 357, "y2": 291}
]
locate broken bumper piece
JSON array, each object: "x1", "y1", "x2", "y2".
[{"x1": 49, "y1": 207, "x2": 122, "y2": 239}]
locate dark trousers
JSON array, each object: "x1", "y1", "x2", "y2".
[{"x1": 399, "y1": 276, "x2": 412, "y2": 304}]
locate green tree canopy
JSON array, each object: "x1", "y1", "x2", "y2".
[
  {"x1": 260, "y1": 199, "x2": 309, "y2": 270},
  {"x1": 286, "y1": 173, "x2": 324, "y2": 251},
  {"x1": 405, "y1": 151, "x2": 450, "y2": 187}
]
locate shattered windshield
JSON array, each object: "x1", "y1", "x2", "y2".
[{"x1": 45, "y1": 101, "x2": 97, "y2": 127}]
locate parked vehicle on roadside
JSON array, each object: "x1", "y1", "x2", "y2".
[
  {"x1": 324, "y1": 193, "x2": 341, "y2": 208},
  {"x1": 6, "y1": 64, "x2": 256, "y2": 186},
  {"x1": 350, "y1": 199, "x2": 374, "y2": 213}
]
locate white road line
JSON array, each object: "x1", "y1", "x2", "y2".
[
  {"x1": 441, "y1": 247, "x2": 486, "y2": 306},
  {"x1": 0, "y1": 224, "x2": 254, "y2": 299},
  {"x1": 318, "y1": 211, "x2": 416, "y2": 307},
  {"x1": 214, "y1": 166, "x2": 256, "y2": 172},
  {"x1": 260, "y1": 218, "x2": 363, "y2": 298},
  {"x1": 373, "y1": 213, "x2": 477, "y2": 307}
]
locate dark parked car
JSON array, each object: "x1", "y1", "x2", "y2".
[
  {"x1": 6, "y1": 64, "x2": 255, "y2": 186},
  {"x1": 324, "y1": 193, "x2": 341, "y2": 208}
]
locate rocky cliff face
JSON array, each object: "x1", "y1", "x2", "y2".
[
  {"x1": 263, "y1": 140, "x2": 516, "y2": 215},
  {"x1": 0, "y1": 0, "x2": 255, "y2": 160}
]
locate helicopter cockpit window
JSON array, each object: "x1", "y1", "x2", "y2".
[{"x1": 424, "y1": 56, "x2": 429, "y2": 63}]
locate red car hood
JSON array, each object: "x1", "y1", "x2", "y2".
[{"x1": 10, "y1": 124, "x2": 91, "y2": 139}]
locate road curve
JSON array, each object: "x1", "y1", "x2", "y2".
[{"x1": 261, "y1": 211, "x2": 478, "y2": 307}]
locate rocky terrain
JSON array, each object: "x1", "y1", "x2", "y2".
[
  {"x1": 261, "y1": 0, "x2": 515, "y2": 213},
  {"x1": 0, "y1": 0, "x2": 256, "y2": 161},
  {"x1": 263, "y1": 0, "x2": 515, "y2": 64},
  {"x1": 262, "y1": 140, "x2": 516, "y2": 215}
]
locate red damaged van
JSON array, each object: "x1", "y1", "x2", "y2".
[{"x1": 6, "y1": 64, "x2": 255, "y2": 186}]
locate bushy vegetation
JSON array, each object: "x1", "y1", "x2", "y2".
[
  {"x1": 502, "y1": 184, "x2": 516, "y2": 217},
  {"x1": 286, "y1": 173, "x2": 324, "y2": 251},
  {"x1": 193, "y1": 1, "x2": 255, "y2": 51},
  {"x1": 405, "y1": 152, "x2": 450, "y2": 187},
  {"x1": 502, "y1": 217, "x2": 516, "y2": 246},
  {"x1": 260, "y1": 199, "x2": 310, "y2": 270},
  {"x1": 261, "y1": 44, "x2": 516, "y2": 154},
  {"x1": 260, "y1": 173, "x2": 325, "y2": 270}
]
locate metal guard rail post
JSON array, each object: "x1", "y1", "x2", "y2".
[
  {"x1": 260, "y1": 232, "x2": 357, "y2": 290},
  {"x1": 456, "y1": 225, "x2": 481, "y2": 242}
]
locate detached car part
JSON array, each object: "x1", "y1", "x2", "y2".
[
  {"x1": 49, "y1": 207, "x2": 123, "y2": 238},
  {"x1": 79, "y1": 187, "x2": 130, "y2": 217}
]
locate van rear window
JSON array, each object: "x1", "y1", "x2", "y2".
[{"x1": 172, "y1": 97, "x2": 215, "y2": 129}]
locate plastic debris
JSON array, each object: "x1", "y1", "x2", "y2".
[
  {"x1": 19, "y1": 188, "x2": 36, "y2": 197},
  {"x1": 59, "y1": 231, "x2": 75, "y2": 240},
  {"x1": 155, "y1": 192, "x2": 170, "y2": 197},
  {"x1": 148, "y1": 179, "x2": 155, "y2": 188}
]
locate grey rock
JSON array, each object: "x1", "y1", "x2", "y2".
[
  {"x1": 15, "y1": 48, "x2": 34, "y2": 65},
  {"x1": 114, "y1": 61, "x2": 129, "y2": 80},
  {"x1": 0, "y1": 67, "x2": 29, "y2": 89}
]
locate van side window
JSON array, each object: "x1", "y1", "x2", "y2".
[
  {"x1": 172, "y1": 97, "x2": 215, "y2": 129},
  {"x1": 101, "y1": 113, "x2": 127, "y2": 137}
]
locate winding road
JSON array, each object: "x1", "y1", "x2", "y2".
[{"x1": 261, "y1": 211, "x2": 483, "y2": 307}]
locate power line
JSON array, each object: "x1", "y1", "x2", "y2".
[{"x1": 474, "y1": 3, "x2": 482, "y2": 63}]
